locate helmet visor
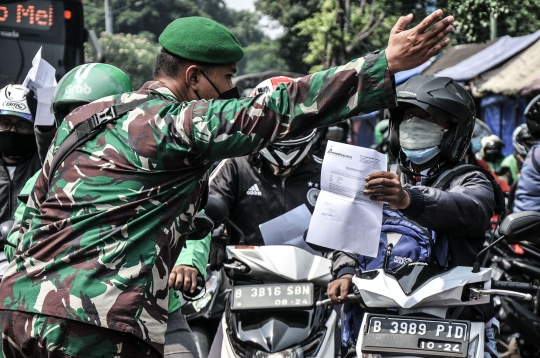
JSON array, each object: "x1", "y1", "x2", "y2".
[{"x1": 0, "y1": 110, "x2": 33, "y2": 123}]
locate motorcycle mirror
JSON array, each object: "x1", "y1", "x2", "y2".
[
  {"x1": 498, "y1": 211, "x2": 540, "y2": 243},
  {"x1": 0, "y1": 220, "x2": 14, "y2": 240},
  {"x1": 204, "y1": 195, "x2": 229, "y2": 225},
  {"x1": 188, "y1": 213, "x2": 214, "y2": 241}
]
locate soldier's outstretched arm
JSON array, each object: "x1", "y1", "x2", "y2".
[{"x1": 179, "y1": 10, "x2": 454, "y2": 162}]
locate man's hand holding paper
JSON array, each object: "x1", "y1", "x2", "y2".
[
  {"x1": 364, "y1": 171, "x2": 411, "y2": 209},
  {"x1": 306, "y1": 141, "x2": 387, "y2": 257}
]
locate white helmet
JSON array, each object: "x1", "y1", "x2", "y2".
[
  {"x1": 251, "y1": 76, "x2": 316, "y2": 175},
  {"x1": 0, "y1": 84, "x2": 33, "y2": 123}
]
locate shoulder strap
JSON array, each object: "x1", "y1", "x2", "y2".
[
  {"x1": 430, "y1": 164, "x2": 506, "y2": 215},
  {"x1": 48, "y1": 97, "x2": 152, "y2": 184}
]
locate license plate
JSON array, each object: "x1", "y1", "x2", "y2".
[
  {"x1": 361, "y1": 314, "x2": 470, "y2": 357},
  {"x1": 231, "y1": 283, "x2": 314, "y2": 310}
]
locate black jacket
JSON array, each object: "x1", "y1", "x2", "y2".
[
  {"x1": 209, "y1": 155, "x2": 322, "y2": 246},
  {"x1": 0, "y1": 153, "x2": 41, "y2": 223},
  {"x1": 332, "y1": 165, "x2": 496, "y2": 276},
  {"x1": 0, "y1": 127, "x2": 55, "y2": 223}
]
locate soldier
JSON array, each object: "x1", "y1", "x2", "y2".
[{"x1": 0, "y1": 12, "x2": 454, "y2": 358}]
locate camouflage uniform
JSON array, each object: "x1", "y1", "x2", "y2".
[{"x1": 0, "y1": 52, "x2": 396, "y2": 356}]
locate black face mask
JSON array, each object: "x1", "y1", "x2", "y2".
[
  {"x1": 0, "y1": 131, "x2": 37, "y2": 160},
  {"x1": 197, "y1": 69, "x2": 240, "y2": 100}
]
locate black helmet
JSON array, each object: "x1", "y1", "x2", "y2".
[
  {"x1": 312, "y1": 121, "x2": 350, "y2": 158},
  {"x1": 481, "y1": 134, "x2": 505, "y2": 162},
  {"x1": 259, "y1": 130, "x2": 317, "y2": 175},
  {"x1": 388, "y1": 76, "x2": 476, "y2": 163},
  {"x1": 513, "y1": 124, "x2": 535, "y2": 156},
  {"x1": 525, "y1": 93, "x2": 540, "y2": 140}
]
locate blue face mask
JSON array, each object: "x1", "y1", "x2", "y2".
[{"x1": 402, "y1": 146, "x2": 441, "y2": 165}]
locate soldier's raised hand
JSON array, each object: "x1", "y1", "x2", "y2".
[{"x1": 386, "y1": 9, "x2": 454, "y2": 74}]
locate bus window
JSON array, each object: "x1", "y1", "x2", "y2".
[{"x1": 0, "y1": 0, "x2": 84, "y2": 88}]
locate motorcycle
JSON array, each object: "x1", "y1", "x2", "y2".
[
  {"x1": 219, "y1": 244, "x2": 336, "y2": 358},
  {"x1": 180, "y1": 267, "x2": 230, "y2": 358},
  {"x1": 486, "y1": 230, "x2": 540, "y2": 357},
  {"x1": 318, "y1": 211, "x2": 540, "y2": 358},
  {"x1": 203, "y1": 195, "x2": 337, "y2": 358}
]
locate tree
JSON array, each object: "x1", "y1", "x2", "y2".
[
  {"x1": 241, "y1": 38, "x2": 291, "y2": 74},
  {"x1": 447, "y1": 0, "x2": 540, "y2": 43},
  {"x1": 84, "y1": 0, "x2": 268, "y2": 75},
  {"x1": 84, "y1": 0, "x2": 204, "y2": 38},
  {"x1": 86, "y1": 32, "x2": 160, "y2": 88},
  {"x1": 254, "y1": 0, "x2": 323, "y2": 74},
  {"x1": 296, "y1": 0, "x2": 400, "y2": 72}
]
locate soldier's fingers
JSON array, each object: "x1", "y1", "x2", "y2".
[
  {"x1": 413, "y1": 9, "x2": 444, "y2": 34},
  {"x1": 369, "y1": 194, "x2": 398, "y2": 203},
  {"x1": 190, "y1": 271, "x2": 198, "y2": 293},
  {"x1": 182, "y1": 275, "x2": 192, "y2": 292},
  {"x1": 174, "y1": 271, "x2": 184, "y2": 291},
  {"x1": 391, "y1": 13, "x2": 413, "y2": 34},
  {"x1": 168, "y1": 271, "x2": 177, "y2": 288},
  {"x1": 428, "y1": 38, "x2": 451, "y2": 57}
]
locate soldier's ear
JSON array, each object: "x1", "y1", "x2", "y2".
[{"x1": 185, "y1": 65, "x2": 201, "y2": 91}]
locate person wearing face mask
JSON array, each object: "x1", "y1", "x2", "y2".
[
  {"x1": 328, "y1": 75, "x2": 501, "y2": 357},
  {"x1": 513, "y1": 94, "x2": 540, "y2": 213},
  {"x1": 0, "y1": 84, "x2": 42, "y2": 224},
  {"x1": 208, "y1": 76, "x2": 322, "y2": 255},
  {"x1": 0, "y1": 12, "x2": 456, "y2": 357},
  {"x1": 5, "y1": 63, "x2": 208, "y2": 358}
]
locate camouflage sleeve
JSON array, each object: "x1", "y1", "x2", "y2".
[
  {"x1": 185, "y1": 51, "x2": 396, "y2": 162},
  {"x1": 5, "y1": 171, "x2": 40, "y2": 262}
]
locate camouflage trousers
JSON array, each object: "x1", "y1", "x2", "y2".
[{"x1": 0, "y1": 310, "x2": 160, "y2": 358}]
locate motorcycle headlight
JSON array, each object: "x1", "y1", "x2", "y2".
[
  {"x1": 467, "y1": 335, "x2": 480, "y2": 358},
  {"x1": 245, "y1": 346, "x2": 303, "y2": 358},
  {"x1": 240, "y1": 331, "x2": 326, "y2": 358},
  {"x1": 192, "y1": 292, "x2": 212, "y2": 312}
]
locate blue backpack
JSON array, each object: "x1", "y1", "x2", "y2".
[{"x1": 356, "y1": 208, "x2": 449, "y2": 271}]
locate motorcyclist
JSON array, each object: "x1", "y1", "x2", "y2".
[
  {"x1": 496, "y1": 124, "x2": 535, "y2": 186},
  {"x1": 4, "y1": 64, "x2": 206, "y2": 358},
  {"x1": 207, "y1": 76, "x2": 347, "y2": 358},
  {"x1": 513, "y1": 94, "x2": 540, "y2": 213},
  {"x1": 0, "y1": 11, "x2": 454, "y2": 356},
  {"x1": 0, "y1": 85, "x2": 42, "y2": 224},
  {"x1": 208, "y1": 76, "x2": 322, "y2": 253},
  {"x1": 480, "y1": 134, "x2": 506, "y2": 172},
  {"x1": 327, "y1": 75, "x2": 499, "y2": 356}
]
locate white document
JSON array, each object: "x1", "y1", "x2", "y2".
[
  {"x1": 22, "y1": 47, "x2": 57, "y2": 93},
  {"x1": 306, "y1": 141, "x2": 386, "y2": 257},
  {"x1": 259, "y1": 204, "x2": 321, "y2": 255},
  {"x1": 34, "y1": 87, "x2": 56, "y2": 126}
]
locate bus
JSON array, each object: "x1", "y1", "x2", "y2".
[{"x1": 0, "y1": 0, "x2": 96, "y2": 88}]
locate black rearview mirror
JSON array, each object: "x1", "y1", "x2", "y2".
[
  {"x1": 204, "y1": 195, "x2": 229, "y2": 225},
  {"x1": 498, "y1": 211, "x2": 540, "y2": 243}
]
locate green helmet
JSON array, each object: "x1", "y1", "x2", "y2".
[
  {"x1": 52, "y1": 63, "x2": 133, "y2": 122},
  {"x1": 374, "y1": 119, "x2": 389, "y2": 145}
]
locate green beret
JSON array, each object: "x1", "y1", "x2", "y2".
[{"x1": 159, "y1": 17, "x2": 244, "y2": 64}]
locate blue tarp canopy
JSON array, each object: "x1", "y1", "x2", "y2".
[
  {"x1": 394, "y1": 60, "x2": 434, "y2": 84},
  {"x1": 435, "y1": 30, "x2": 540, "y2": 81},
  {"x1": 481, "y1": 95, "x2": 527, "y2": 156}
]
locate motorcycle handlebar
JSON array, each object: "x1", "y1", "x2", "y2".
[{"x1": 492, "y1": 281, "x2": 539, "y2": 293}]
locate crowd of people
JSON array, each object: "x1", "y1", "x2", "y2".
[{"x1": 1, "y1": 7, "x2": 540, "y2": 358}]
